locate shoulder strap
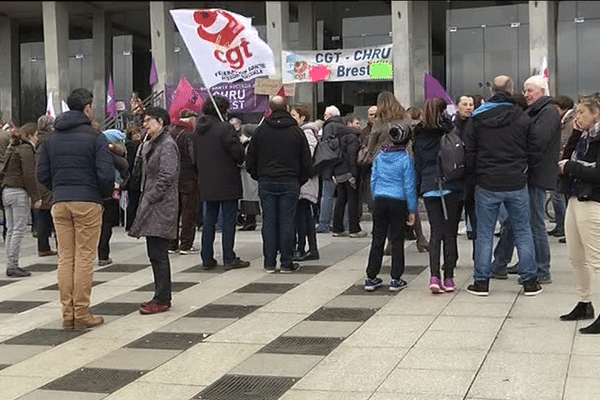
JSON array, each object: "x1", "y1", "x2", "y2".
[{"x1": 0, "y1": 147, "x2": 15, "y2": 184}]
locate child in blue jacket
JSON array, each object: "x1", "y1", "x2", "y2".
[{"x1": 365, "y1": 123, "x2": 417, "y2": 291}]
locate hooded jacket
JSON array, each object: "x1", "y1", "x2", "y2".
[
  {"x1": 246, "y1": 110, "x2": 312, "y2": 186},
  {"x1": 37, "y1": 110, "x2": 114, "y2": 204},
  {"x1": 371, "y1": 145, "x2": 418, "y2": 213},
  {"x1": 193, "y1": 114, "x2": 245, "y2": 202},
  {"x1": 527, "y1": 95, "x2": 562, "y2": 189},
  {"x1": 300, "y1": 122, "x2": 320, "y2": 203},
  {"x1": 464, "y1": 91, "x2": 535, "y2": 192}
]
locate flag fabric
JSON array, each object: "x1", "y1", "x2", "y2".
[
  {"x1": 168, "y1": 76, "x2": 204, "y2": 126},
  {"x1": 106, "y1": 75, "x2": 117, "y2": 118},
  {"x1": 61, "y1": 100, "x2": 70, "y2": 113},
  {"x1": 424, "y1": 73, "x2": 457, "y2": 115},
  {"x1": 46, "y1": 91, "x2": 56, "y2": 118},
  {"x1": 263, "y1": 85, "x2": 286, "y2": 120},
  {"x1": 170, "y1": 9, "x2": 275, "y2": 89},
  {"x1": 539, "y1": 55, "x2": 550, "y2": 95},
  {"x1": 149, "y1": 57, "x2": 158, "y2": 88}
]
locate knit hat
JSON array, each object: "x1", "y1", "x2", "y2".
[
  {"x1": 103, "y1": 129, "x2": 126, "y2": 144},
  {"x1": 388, "y1": 123, "x2": 411, "y2": 145}
]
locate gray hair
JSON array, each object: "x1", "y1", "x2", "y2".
[
  {"x1": 325, "y1": 105, "x2": 340, "y2": 117},
  {"x1": 524, "y1": 75, "x2": 549, "y2": 94}
]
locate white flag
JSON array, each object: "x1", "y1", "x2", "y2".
[
  {"x1": 61, "y1": 100, "x2": 70, "y2": 113},
  {"x1": 539, "y1": 55, "x2": 550, "y2": 96},
  {"x1": 46, "y1": 91, "x2": 56, "y2": 118},
  {"x1": 170, "y1": 9, "x2": 275, "y2": 88}
]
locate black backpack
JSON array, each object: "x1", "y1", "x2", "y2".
[
  {"x1": 312, "y1": 131, "x2": 343, "y2": 174},
  {"x1": 437, "y1": 127, "x2": 466, "y2": 182}
]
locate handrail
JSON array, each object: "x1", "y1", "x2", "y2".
[{"x1": 99, "y1": 90, "x2": 164, "y2": 131}]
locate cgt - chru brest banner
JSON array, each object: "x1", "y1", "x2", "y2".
[{"x1": 170, "y1": 9, "x2": 275, "y2": 89}]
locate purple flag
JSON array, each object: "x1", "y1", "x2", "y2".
[
  {"x1": 424, "y1": 73, "x2": 456, "y2": 113},
  {"x1": 106, "y1": 75, "x2": 117, "y2": 118},
  {"x1": 149, "y1": 57, "x2": 158, "y2": 87}
]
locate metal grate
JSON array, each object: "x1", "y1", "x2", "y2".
[
  {"x1": 126, "y1": 332, "x2": 208, "y2": 351},
  {"x1": 293, "y1": 265, "x2": 329, "y2": 274},
  {"x1": 194, "y1": 374, "x2": 297, "y2": 400},
  {"x1": 23, "y1": 263, "x2": 57, "y2": 272},
  {"x1": 134, "y1": 281, "x2": 197, "y2": 292},
  {"x1": 181, "y1": 264, "x2": 222, "y2": 273},
  {"x1": 0, "y1": 280, "x2": 13, "y2": 287},
  {"x1": 306, "y1": 307, "x2": 377, "y2": 322},
  {"x1": 40, "y1": 281, "x2": 105, "y2": 291},
  {"x1": 0, "y1": 300, "x2": 48, "y2": 314},
  {"x1": 3, "y1": 328, "x2": 86, "y2": 346},
  {"x1": 186, "y1": 304, "x2": 260, "y2": 319},
  {"x1": 342, "y1": 285, "x2": 398, "y2": 296},
  {"x1": 235, "y1": 283, "x2": 298, "y2": 294},
  {"x1": 96, "y1": 264, "x2": 148, "y2": 273},
  {"x1": 89, "y1": 302, "x2": 141, "y2": 316},
  {"x1": 41, "y1": 368, "x2": 146, "y2": 393},
  {"x1": 259, "y1": 336, "x2": 343, "y2": 356}
]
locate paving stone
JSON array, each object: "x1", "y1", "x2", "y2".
[
  {"x1": 23, "y1": 263, "x2": 57, "y2": 272},
  {"x1": 193, "y1": 374, "x2": 298, "y2": 400},
  {"x1": 292, "y1": 265, "x2": 329, "y2": 274},
  {"x1": 181, "y1": 264, "x2": 224, "y2": 273},
  {"x1": 156, "y1": 317, "x2": 236, "y2": 334},
  {"x1": 3, "y1": 328, "x2": 86, "y2": 346},
  {"x1": 89, "y1": 302, "x2": 142, "y2": 316},
  {"x1": 230, "y1": 353, "x2": 324, "y2": 377},
  {"x1": 40, "y1": 281, "x2": 105, "y2": 291},
  {"x1": 326, "y1": 295, "x2": 391, "y2": 309},
  {"x1": 134, "y1": 281, "x2": 197, "y2": 292},
  {"x1": 259, "y1": 336, "x2": 343, "y2": 356},
  {"x1": 341, "y1": 285, "x2": 400, "y2": 296},
  {"x1": 0, "y1": 300, "x2": 48, "y2": 313},
  {"x1": 96, "y1": 264, "x2": 149, "y2": 273},
  {"x1": 126, "y1": 332, "x2": 208, "y2": 350},
  {"x1": 85, "y1": 348, "x2": 182, "y2": 371},
  {"x1": 19, "y1": 390, "x2": 107, "y2": 400},
  {"x1": 186, "y1": 304, "x2": 260, "y2": 319},
  {"x1": 212, "y1": 293, "x2": 280, "y2": 306},
  {"x1": 283, "y1": 321, "x2": 363, "y2": 338},
  {"x1": 41, "y1": 367, "x2": 147, "y2": 393},
  {"x1": 306, "y1": 307, "x2": 378, "y2": 322},
  {"x1": 0, "y1": 344, "x2": 51, "y2": 364},
  {"x1": 235, "y1": 282, "x2": 298, "y2": 294}
]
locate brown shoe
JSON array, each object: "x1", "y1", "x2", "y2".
[
  {"x1": 139, "y1": 302, "x2": 170, "y2": 315},
  {"x1": 74, "y1": 315, "x2": 104, "y2": 329},
  {"x1": 39, "y1": 250, "x2": 58, "y2": 257},
  {"x1": 140, "y1": 300, "x2": 172, "y2": 308},
  {"x1": 62, "y1": 319, "x2": 74, "y2": 330}
]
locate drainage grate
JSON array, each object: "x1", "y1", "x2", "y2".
[
  {"x1": 0, "y1": 300, "x2": 48, "y2": 313},
  {"x1": 134, "y1": 281, "x2": 197, "y2": 292},
  {"x1": 3, "y1": 328, "x2": 86, "y2": 346},
  {"x1": 40, "y1": 281, "x2": 105, "y2": 291},
  {"x1": 126, "y1": 332, "x2": 208, "y2": 350},
  {"x1": 0, "y1": 364, "x2": 10, "y2": 371},
  {"x1": 306, "y1": 307, "x2": 377, "y2": 322},
  {"x1": 181, "y1": 264, "x2": 222, "y2": 273},
  {"x1": 23, "y1": 263, "x2": 57, "y2": 272},
  {"x1": 194, "y1": 374, "x2": 297, "y2": 400},
  {"x1": 259, "y1": 336, "x2": 343, "y2": 356},
  {"x1": 0, "y1": 280, "x2": 13, "y2": 287},
  {"x1": 90, "y1": 302, "x2": 141, "y2": 316},
  {"x1": 96, "y1": 264, "x2": 148, "y2": 273},
  {"x1": 294, "y1": 265, "x2": 329, "y2": 274},
  {"x1": 235, "y1": 283, "x2": 297, "y2": 294},
  {"x1": 186, "y1": 304, "x2": 260, "y2": 319},
  {"x1": 41, "y1": 368, "x2": 146, "y2": 393}
]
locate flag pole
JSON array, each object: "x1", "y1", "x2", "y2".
[{"x1": 206, "y1": 90, "x2": 225, "y2": 122}]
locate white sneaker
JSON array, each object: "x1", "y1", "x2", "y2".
[{"x1": 180, "y1": 246, "x2": 200, "y2": 255}]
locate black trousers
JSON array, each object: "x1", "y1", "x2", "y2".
[
  {"x1": 125, "y1": 190, "x2": 141, "y2": 231},
  {"x1": 333, "y1": 181, "x2": 361, "y2": 234},
  {"x1": 366, "y1": 198, "x2": 408, "y2": 281},
  {"x1": 424, "y1": 194, "x2": 462, "y2": 279},
  {"x1": 295, "y1": 199, "x2": 318, "y2": 254},
  {"x1": 36, "y1": 209, "x2": 54, "y2": 252},
  {"x1": 98, "y1": 221, "x2": 113, "y2": 261},
  {"x1": 146, "y1": 236, "x2": 172, "y2": 304}
]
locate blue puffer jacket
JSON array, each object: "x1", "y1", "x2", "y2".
[
  {"x1": 371, "y1": 145, "x2": 418, "y2": 213},
  {"x1": 37, "y1": 110, "x2": 114, "y2": 204}
]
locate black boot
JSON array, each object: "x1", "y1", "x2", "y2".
[
  {"x1": 580, "y1": 315, "x2": 600, "y2": 334},
  {"x1": 239, "y1": 214, "x2": 257, "y2": 231},
  {"x1": 303, "y1": 230, "x2": 320, "y2": 260},
  {"x1": 560, "y1": 302, "x2": 594, "y2": 321},
  {"x1": 6, "y1": 267, "x2": 31, "y2": 278}
]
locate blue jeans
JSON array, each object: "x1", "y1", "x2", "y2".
[
  {"x1": 259, "y1": 179, "x2": 300, "y2": 268},
  {"x1": 529, "y1": 185, "x2": 551, "y2": 280},
  {"x1": 551, "y1": 189, "x2": 566, "y2": 234},
  {"x1": 3, "y1": 188, "x2": 30, "y2": 269},
  {"x1": 201, "y1": 200, "x2": 238, "y2": 264},
  {"x1": 474, "y1": 186, "x2": 537, "y2": 283},
  {"x1": 317, "y1": 178, "x2": 336, "y2": 232}
]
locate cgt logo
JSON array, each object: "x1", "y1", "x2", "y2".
[{"x1": 194, "y1": 10, "x2": 253, "y2": 71}]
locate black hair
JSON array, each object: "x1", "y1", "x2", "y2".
[
  {"x1": 203, "y1": 95, "x2": 230, "y2": 117},
  {"x1": 144, "y1": 106, "x2": 170, "y2": 127},
  {"x1": 554, "y1": 95, "x2": 574, "y2": 111},
  {"x1": 67, "y1": 88, "x2": 93, "y2": 112}
]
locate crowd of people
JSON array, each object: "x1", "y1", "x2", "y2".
[{"x1": 2, "y1": 73, "x2": 600, "y2": 335}]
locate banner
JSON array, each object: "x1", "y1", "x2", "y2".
[
  {"x1": 170, "y1": 9, "x2": 275, "y2": 88},
  {"x1": 165, "y1": 79, "x2": 268, "y2": 114},
  {"x1": 46, "y1": 91, "x2": 56, "y2": 118},
  {"x1": 281, "y1": 44, "x2": 393, "y2": 84}
]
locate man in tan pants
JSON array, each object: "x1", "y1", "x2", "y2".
[{"x1": 37, "y1": 88, "x2": 114, "y2": 329}]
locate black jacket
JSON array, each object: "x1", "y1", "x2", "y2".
[
  {"x1": 563, "y1": 132, "x2": 600, "y2": 203},
  {"x1": 37, "y1": 110, "x2": 114, "y2": 204},
  {"x1": 331, "y1": 126, "x2": 361, "y2": 181},
  {"x1": 414, "y1": 121, "x2": 464, "y2": 196},
  {"x1": 465, "y1": 92, "x2": 535, "y2": 192},
  {"x1": 193, "y1": 115, "x2": 245, "y2": 201},
  {"x1": 170, "y1": 124, "x2": 196, "y2": 184},
  {"x1": 246, "y1": 110, "x2": 312, "y2": 186},
  {"x1": 321, "y1": 116, "x2": 344, "y2": 140},
  {"x1": 527, "y1": 96, "x2": 562, "y2": 189}
]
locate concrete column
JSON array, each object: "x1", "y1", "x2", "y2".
[
  {"x1": 297, "y1": 2, "x2": 316, "y2": 116},
  {"x1": 92, "y1": 10, "x2": 112, "y2": 122},
  {"x1": 529, "y1": 0, "x2": 557, "y2": 94},
  {"x1": 391, "y1": 1, "x2": 431, "y2": 108},
  {"x1": 0, "y1": 16, "x2": 20, "y2": 124},
  {"x1": 42, "y1": 1, "x2": 70, "y2": 117},
  {"x1": 149, "y1": 1, "x2": 175, "y2": 108},
  {"x1": 266, "y1": 2, "x2": 289, "y2": 80}
]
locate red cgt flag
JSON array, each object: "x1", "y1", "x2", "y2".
[{"x1": 169, "y1": 76, "x2": 204, "y2": 126}]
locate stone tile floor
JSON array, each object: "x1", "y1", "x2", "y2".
[{"x1": 0, "y1": 221, "x2": 597, "y2": 400}]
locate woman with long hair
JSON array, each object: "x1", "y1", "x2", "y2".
[
  {"x1": 2, "y1": 123, "x2": 41, "y2": 277},
  {"x1": 414, "y1": 98, "x2": 464, "y2": 293}
]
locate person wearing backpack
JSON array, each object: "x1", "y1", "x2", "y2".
[{"x1": 414, "y1": 98, "x2": 465, "y2": 294}]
